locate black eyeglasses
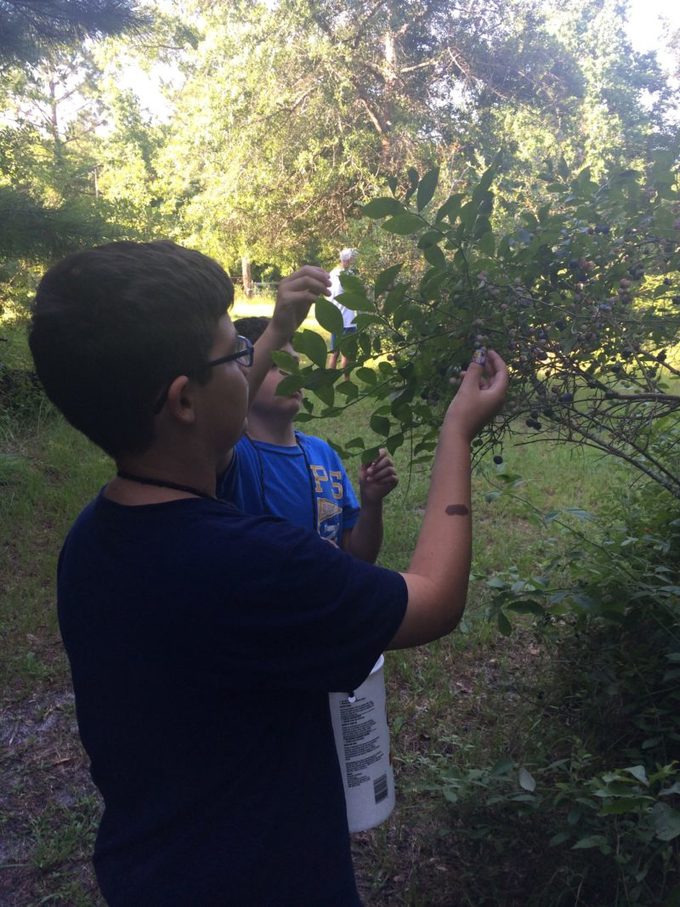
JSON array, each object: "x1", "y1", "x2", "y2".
[
  {"x1": 206, "y1": 334, "x2": 253, "y2": 369},
  {"x1": 153, "y1": 335, "x2": 254, "y2": 413}
]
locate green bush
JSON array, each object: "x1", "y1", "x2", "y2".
[{"x1": 438, "y1": 453, "x2": 680, "y2": 904}]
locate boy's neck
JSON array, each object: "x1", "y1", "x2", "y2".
[
  {"x1": 107, "y1": 449, "x2": 219, "y2": 504},
  {"x1": 245, "y1": 413, "x2": 296, "y2": 447}
]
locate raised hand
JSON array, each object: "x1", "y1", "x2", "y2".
[
  {"x1": 444, "y1": 349, "x2": 509, "y2": 443},
  {"x1": 270, "y1": 266, "x2": 331, "y2": 342},
  {"x1": 359, "y1": 448, "x2": 399, "y2": 506}
]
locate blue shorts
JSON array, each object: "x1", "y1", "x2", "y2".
[{"x1": 330, "y1": 325, "x2": 357, "y2": 352}]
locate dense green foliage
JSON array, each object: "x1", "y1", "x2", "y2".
[
  {"x1": 1, "y1": 0, "x2": 679, "y2": 903},
  {"x1": 293, "y1": 157, "x2": 680, "y2": 495}
]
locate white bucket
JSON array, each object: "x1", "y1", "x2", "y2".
[{"x1": 329, "y1": 654, "x2": 395, "y2": 833}]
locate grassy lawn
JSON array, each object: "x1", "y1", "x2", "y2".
[{"x1": 0, "y1": 304, "x2": 627, "y2": 905}]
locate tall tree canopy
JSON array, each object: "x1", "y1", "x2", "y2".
[
  {"x1": 0, "y1": 0, "x2": 147, "y2": 66},
  {"x1": 0, "y1": 0, "x2": 149, "y2": 271},
  {"x1": 148, "y1": 0, "x2": 671, "y2": 270}
]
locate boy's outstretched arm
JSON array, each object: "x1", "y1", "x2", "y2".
[
  {"x1": 388, "y1": 350, "x2": 509, "y2": 650},
  {"x1": 248, "y1": 266, "x2": 330, "y2": 396},
  {"x1": 343, "y1": 449, "x2": 398, "y2": 563}
]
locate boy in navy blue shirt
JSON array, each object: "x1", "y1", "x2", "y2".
[
  {"x1": 220, "y1": 316, "x2": 397, "y2": 560},
  {"x1": 29, "y1": 240, "x2": 508, "y2": 906}
]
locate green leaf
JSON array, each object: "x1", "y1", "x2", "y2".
[
  {"x1": 424, "y1": 244, "x2": 446, "y2": 269},
  {"x1": 573, "y1": 835, "x2": 608, "y2": 850},
  {"x1": 362, "y1": 197, "x2": 405, "y2": 218},
  {"x1": 382, "y1": 214, "x2": 426, "y2": 235},
  {"x1": 600, "y1": 798, "x2": 652, "y2": 815},
  {"x1": 506, "y1": 600, "x2": 546, "y2": 617},
  {"x1": 497, "y1": 611, "x2": 513, "y2": 635},
  {"x1": 276, "y1": 374, "x2": 305, "y2": 396},
  {"x1": 315, "y1": 297, "x2": 344, "y2": 335},
  {"x1": 417, "y1": 167, "x2": 439, "y2": 211},
  {"x1": 335, "y1": 381, "x2": 358, "y2": 400},
  {"x1": 355, "y1": 366, "x2": 377, "y2": 384},
  {"x1": 354, "y1": 313, "x2": 380, "y2": 330},
  {"x1": 491, "y1": 758, "x2": 515, "y2": 776},
  {"x1": 477, "y1": 232, "x2": 495, "y2": 256},
  {"x1": 417, "y1": 229, "x2": 444, "y2": 249},
  {"x1": 625, "y1": 765, "x2": 649, "y2": 786},
  {"x1": 436, "y1": 194, "x2": 463, "y2": 222},
  {"x1": 339, "y1": 272, "x2": 366, "y2": 295},
  {"x1": 293, "y1": 329, "x2": 329, "y2": 368},
  {"x1": 361, "y1": 445, "x2": 382, "y2": 465},
  {"x1": 459, "y1": 200, "x2": 476, "y2": 230},
  {"x1": 311, "y1": 381, "x2": 335, "y2": 407},
  {"x1": 563, "y1": 508, "x2": 595, "y2": 521},
  {"x1": 370, "y1": 413, "x2": 391, "y2": 435},
  {"x1": 383, "y1": 284, "x2": 408, "y2": 316},
  {"x1": 271, "y1": 349, "x2": 299, "y2": 372},
  {"x1": 653, "y1": 803, "x2": 680, "y2": 841},
  {"x1": 385, "y1": 433, "x2": 404, "y2": 455},
  {"x1": 477, "y1": 164, "x2": 496, "y2": 196},
  {"x1": 518, "y1": 767, "x2": 536, "y2": 792},
  {"x1": 549, "y1": 831, "x2": 572, "y2": 847},
  {"x1": 374, "y1": 263, "x2": 403, "y2": 296}
]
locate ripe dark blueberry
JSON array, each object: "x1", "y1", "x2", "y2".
[
  {"x1": 543, "y1": 407, "x2": 555, "y2": 418},
  {"x1": 554, "y1": 319, "x2": 566, "y2": 331},
  {"x1": 559, "y1": 392, "x2": 574, "y2": 404},
  {"x1": 493, "y1": 454, "x2": 504, "y2": 465},
  {"x1": 663, "y1": 277, "x2": 671, "y2": 285},
  {"x1": 672, "y1": 296, "x2": 680, "y2": 304},
  {"x1": 530, "y1": 410, "x2": 539, "y2": 419}
]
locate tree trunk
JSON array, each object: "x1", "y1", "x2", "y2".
[{"x1": 241, "y1": 255, "x2": 253, "y2": 297}]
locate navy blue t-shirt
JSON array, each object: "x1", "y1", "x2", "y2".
[{"x1": 57, "y1": 492, "x2": 407, "y2": 906}]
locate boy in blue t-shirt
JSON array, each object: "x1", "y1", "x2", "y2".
[
  {"x1": 220, "y1": 315, "x2": 397, "y2": 560},
  {"x1": 28, "y1": 240, "x2": 508, "y2": 906}
]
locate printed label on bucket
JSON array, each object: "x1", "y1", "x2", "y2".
[{"x1": 329, "y1": 655, "x2": 395, "y2": 833}]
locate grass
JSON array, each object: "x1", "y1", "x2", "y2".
[{"x1": 0, "y1": 313, "x2": 633, "y2": 906}]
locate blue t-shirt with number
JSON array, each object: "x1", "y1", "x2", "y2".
[
  {"x1": 57, "y1": 493, "x2": 407, "y2": 906},
  {"x1": 219, "y1": 432, "x2": 360, "y2": 543}
]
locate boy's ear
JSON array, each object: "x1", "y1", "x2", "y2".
[{"x1": 165, "y1": 375, "x2": 196, "y2": 425}]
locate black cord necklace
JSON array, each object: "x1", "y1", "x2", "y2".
[{"x1": 116, "y1": 470, "x2": 216, "y2": 500}]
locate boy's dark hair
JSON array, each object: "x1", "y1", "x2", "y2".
[
  {"x1": 29, "y1": 240, "x2": 233, "y2": 459},
  {"x1": 234, "y1": 316, "x2": 270, "y2": 345}
]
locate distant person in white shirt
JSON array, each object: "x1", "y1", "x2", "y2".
[{"x1": 327, "y1": 247, "x2": 359, "y2": 374}]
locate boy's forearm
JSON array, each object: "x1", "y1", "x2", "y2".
[
  {"x1": 344, "y1": 502, "x2": 383, "y2": 563},
  {"x1": 249, "y1": 325, "x2": 287, "y2": 397},
  {"x1": 394, "y1": 421, "x2": 472, "y2": 645},
  {"x1": 410, "y1": 418, "x2": 472, "y2": 590}
]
